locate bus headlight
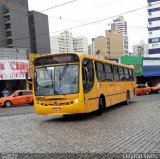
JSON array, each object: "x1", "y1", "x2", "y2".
[{"x1": 73, "y1": 99, "x2": 79, "y2": 103}]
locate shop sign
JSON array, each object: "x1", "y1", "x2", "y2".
[
  {"x1": 120, "y1": 56, "x2": 143, "y2": 76},
  {"x1": 0, "y1": 60, "x2": 29, "y2": 80}
]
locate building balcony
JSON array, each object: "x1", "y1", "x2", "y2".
[
  {"x1": 3, "y1": 12, "x2": 10, "y2": 16},
  {"x1": 5, "y1": 28, "x2": 11, "y2": 32},
  {"x1": 6, "y1": 35, "x2": 12, "y2": 39},
  {"x1": 4, "y1": 18, "x2": 11, "y2": 24},
  {"x1": 7, "y1": 44, "x2": 13, "y2": 48}
]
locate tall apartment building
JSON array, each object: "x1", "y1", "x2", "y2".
[
  {"x1": 0, "y1": 0, "x2": 50, "y2": 54},
  {"x1": 50, "y1": 31, "x2": 88, "y2": 54},
  {"x1": 93, "y1": 30, "x2": 125, "y2": 58},
  {"x1": 28, "y1": 11, "x2": 50, "y2": 54},
  {"x1": 0, "y1": 0, "x2": 30, "y2": 49},
  {"x1": 148, "y1": 0, "x2": 160, "y2": 56},
  {"x1": 111, "y1": 16, "x2": 128, "y2": 55},
  {"x1": 111, "y1": 16, "x2": 127, "y2": 34}
]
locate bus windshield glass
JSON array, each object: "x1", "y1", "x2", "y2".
[{"x1": 34, "y1": 64, "x2": 79, "y2": 96}]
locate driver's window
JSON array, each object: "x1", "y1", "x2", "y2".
[{"x1": 82, "y1": 58, "x2": 94, "y2": 93}]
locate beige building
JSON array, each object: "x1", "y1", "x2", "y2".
[{"x1": 93, "y1": 29, "x2": 128, "y2": 58}]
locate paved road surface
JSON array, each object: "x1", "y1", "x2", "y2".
[{"x1": 0, "y1": 94, "x2": 160, "y2": 158}]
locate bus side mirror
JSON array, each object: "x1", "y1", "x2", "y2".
[
  {"x1": 25, "y1": 72, "x2": 28, "y2": 80},
  {"x1": 25, "y1": 72, "x2": 32, "y2": 85}
]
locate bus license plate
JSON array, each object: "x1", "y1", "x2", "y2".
[{"x1": 53, "y1": 108, "x2": 61, "y2": 111}]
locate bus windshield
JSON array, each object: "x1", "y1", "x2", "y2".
[{"x1": 34, "y1": 64, "x2": 79, "y2": 96}]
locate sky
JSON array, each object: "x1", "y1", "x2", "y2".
[{"x1": 28, "y1": 0, "x2": 148, "y2": 52}]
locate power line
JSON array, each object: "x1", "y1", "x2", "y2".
[
  {"x1": 0, "y1": 0, "x2": 153, "y2": 28},
  {"x1": 3, "y1": 1, "x2": 160, "y2": 43},
  {"x1": 0, "y1": 0, "x2": 79, "y2": 24},
  {"x1": 48, "y1": 1, "x2": 160, "y2": 34},
  {"x1": 49, "y1": 4, "x2": 152, "y2": 34}
]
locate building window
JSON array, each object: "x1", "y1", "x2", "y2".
[
  {"x1": 152, "y1": 38, "x2": 159, "y2": 43},
  {"x1": 148, "y1": 27, "x2": 160, "y2": 31}
]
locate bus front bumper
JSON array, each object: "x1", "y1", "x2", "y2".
[{"x1": 34, "y1": 100, "x2": 85, "y2": 115}]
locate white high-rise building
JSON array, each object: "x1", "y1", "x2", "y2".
[
  {"x1": 148, "y1": 0, "x2": 160, "y2": 56},
  {"x1": 50, "y1": 31, "x2": 88, "y2": 54},
  {"x1": 133, "y1": 40, "x2": 148, "y2": 57},
  {"x1": 60, "y1": 31, "x2": 74, "y2": 52},
  {"x1": 73, "y1": 37, "x2": 88, "y2": 53}
]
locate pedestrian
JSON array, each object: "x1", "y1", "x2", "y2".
[
  {"x1": 1, "y1": 88, "x2": 10, "y2": 97},
  {"x1": 145, "y1": 82, "x2": 148, "y2": 87}
]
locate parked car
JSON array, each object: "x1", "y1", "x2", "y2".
[
  {"x1": 151, "y1": 84, "x2": 160, "y2": 94},
  {"x1": 0, "y1": 90, "x2": 33, "y2": 107},
  {"x1": 136, "y1": 84, "x2": 151, "y2": 95}
]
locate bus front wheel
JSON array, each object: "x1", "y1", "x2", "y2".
[{"x1": 96, "y1": 97, "x2": 105, "y2": 115}]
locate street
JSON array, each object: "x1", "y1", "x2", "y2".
[
  {"x1": 0, "y1": 105, "x2": 35, "y2": 117},
  {"x1": 0, "y1": 94, "x2": 160, "y2": 157}
]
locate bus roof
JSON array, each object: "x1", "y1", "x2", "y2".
[{"x1": 33, "y1": 52, "x2": 134, "y2": 70}]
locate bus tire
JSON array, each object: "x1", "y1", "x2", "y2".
[
  {"x1": 96, "y1": 97, "x2": 105, "y2": 115},
  {"x1": 124, "y1": 92, "x2": 130, "y2": 105},
  {"x1": 157, "y1": 90, "x2": 160, "y2": 94}
]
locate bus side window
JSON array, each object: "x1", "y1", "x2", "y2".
[
  {"x1": 95, "y1": 61, "x2": 105, "y2": 81},
  {"x1": 119, "y1": 67, "x2": 125, "y2": 81},
  {"x1": 129, "y1": 69, "x2": 134, "y2": 81},
  {"x1": 104, "y1": 64, "x2": 113, "y2": 81},
  {"x1": 113, "y1": 66, "x2": 120, "y2": 81},
  {"x1": 82, "y1": 58, "x2": 94, "y2": 93},
  {"x1": 124, "y1": 68, "x2": 129, "y2": 81}
]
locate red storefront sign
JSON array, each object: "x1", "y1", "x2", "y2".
[{"x1": 0, "y1": 60, "x2": 29, "y2": 80}]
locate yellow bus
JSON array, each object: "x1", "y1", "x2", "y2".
[{"x1": 31, "y1": 52, "x2": 136, "y2": 115}]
